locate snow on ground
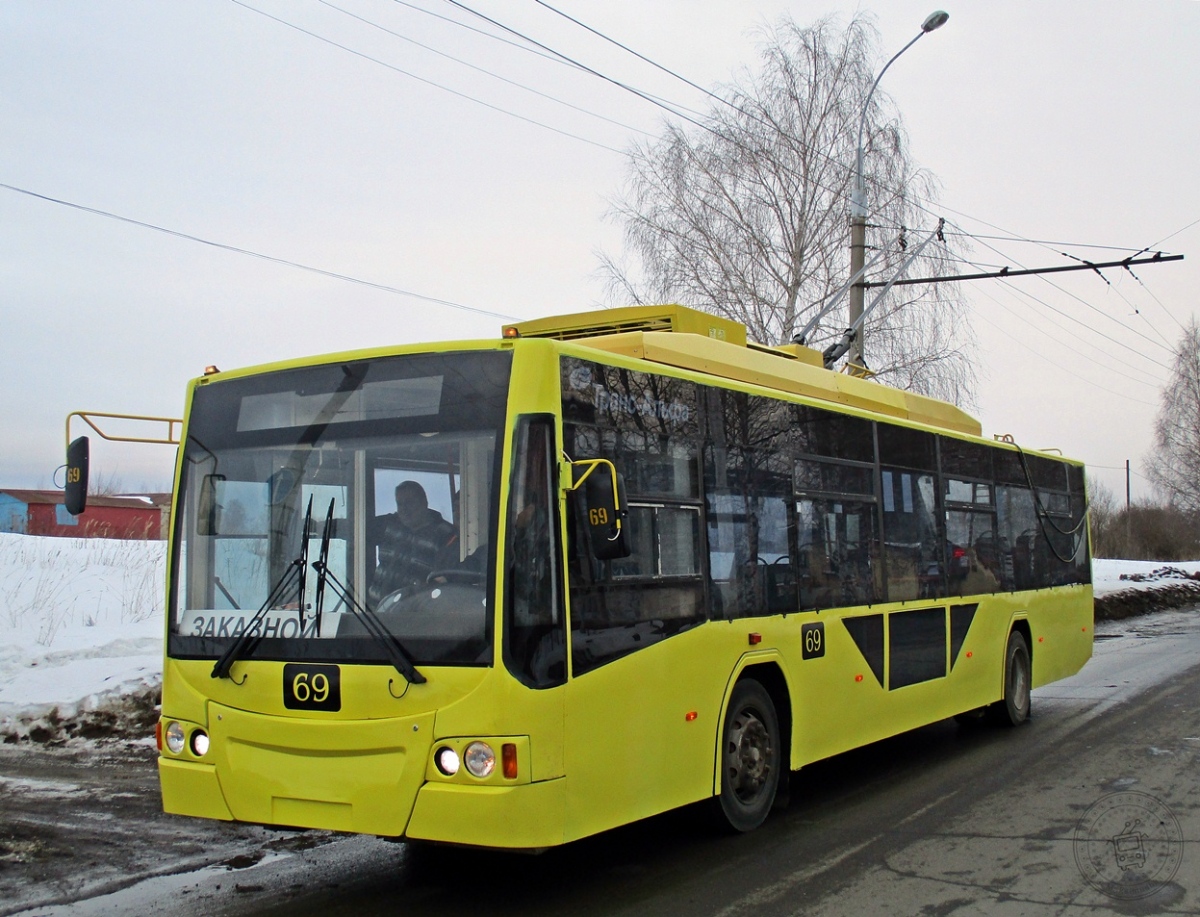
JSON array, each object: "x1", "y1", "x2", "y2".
[
  {"x1": 0, "y1": 531, "x2": 1198, "y2": 740},
  {"x1": 1092, "y1": 557, "x2": 1200, "y2": 595},
  {"x1": 0, "y1": 532, "x2": 163, "y2": 740}
]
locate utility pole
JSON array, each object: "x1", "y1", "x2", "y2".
[
  {"x1": 1126, "y1": 459, "x2": 1132, "y2": 549},
  {"x1": 847, "y1": 10, "x2": 948, "y2": 371}
]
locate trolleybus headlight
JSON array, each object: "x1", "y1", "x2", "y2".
[
  {"x1": 464, "y1": 741, "x2": 495, "y2": 778},
  {"x1": 434, "y1": 746, "x2": 460, "y2": 776},
  {"x1": 164, "y1": 721, "x2": 186, "y2": 755},
  {"x1": 190, "y1": 729, "x2": 210, "y2": 757}
]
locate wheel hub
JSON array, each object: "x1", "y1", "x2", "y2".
[{"x1": 727, "y1": 711, "x2": 772, "y2": 801}]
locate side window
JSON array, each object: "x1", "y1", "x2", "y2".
[
  {"x1": 880, "y1": 468, "x2": 941, "y2": 602},
  {"x1": 996, "y1": 484, "x2": 1038, "y2": 590},
  {"x1": 561, "y1": 359, "x2": 705, "y2": 676},
  {"x1": 791, "y1": 408, "x2": 880, "y2": 611},
  {"x1": 944, "y1": 477, "x2": 1000, "y2": 597},
  {"x1": 879, "y1": 424, "x2": 942, "y2": 602},
  {"x1": 705, "y1": 392, "x2": 797, "y2": 618},
  {"x1": 504, "y1": 417, "x2": 565, "y2": 688},
  {"x1": 795, "y1": 497, "x2": 879, "y2": 609}
]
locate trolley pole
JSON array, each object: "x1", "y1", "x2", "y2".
[{"x1": 847, "y1": 10, "x2": 948, "y2": 370}]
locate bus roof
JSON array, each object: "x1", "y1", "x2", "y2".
[{"x1": 505, "y1": 305, "x2": 982, "y2": 438}]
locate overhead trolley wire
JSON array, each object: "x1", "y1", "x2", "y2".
[
  {"x1": 229, "y1": 0, "x2": 625, "y2": 154},
  {"x1": 442, "y1": 0, "x2": 713, "y2": 128},
  {"x1": 962, "y1": 268, "x2": 1166, "y2": 392},
  {"x1": 944, "y1": 219, "x2": 1177, "y2": 359},
  {"x1": 318, "y1": 0, "x2": 650, "y2": 136},
  {"x1": 0, "y1": 180, "x2": 518, "y2": 321}
]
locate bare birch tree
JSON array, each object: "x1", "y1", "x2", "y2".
[
  {"x1": 598, "y1": 13, "x2": 975, "y2": 403},
  {"x1": 1145, "y1": 319, "x2": 1200, "y2": 513}
]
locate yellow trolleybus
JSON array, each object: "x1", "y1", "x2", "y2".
[{"x1": 150, "y1": 305, "x2": 1091, "y2": 846}]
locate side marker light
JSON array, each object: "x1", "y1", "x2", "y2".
[
  {"x1": 855, "y1": 674, "x2": 864, "y2": 683},
  {"x1": 155, "y1": 721, "x2": 163, "y2": 751},
  {"x1": 966, "y1": 651, "x2": 973, "y2": 658},
  {"x1": 685, "y1": 711, "x2": 698, "y2": 722},
  {"x1": 748, "y1": 633, "x2": 762, "y2": 645}
]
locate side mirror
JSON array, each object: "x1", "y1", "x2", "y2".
[
  {"x1": 571, "y1": 459, "x2": 630, "y2": 560},
  {"x1": 64, "y1": 436, "x2": 90, "y2": 516}
]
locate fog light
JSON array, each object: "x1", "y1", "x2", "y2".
[
  {"x1": 190, "y1": 730, "x2": 210, "y2": 757},
  {"x1": 435, "y1": 746, "x2": 460, "y2": 776},
  {"x1": 165, "y1": 721, "x2": 185, "y2": 755},
  {"x1": 464, "y1": 741, "x2": 495, "y2": 778}
]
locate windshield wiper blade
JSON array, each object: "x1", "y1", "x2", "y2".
[
  {"x1": 212, "y1": 497, "x2": 313, "y2": 681},
  {"x1": 313, "y1": 498, "x2": 335, "y2": 637},
  {"x1": 296, "y1": 495, "x2": 313, "y2": 632},
  {"x1": 312, "y1": 562, "x2": 426, "y2": 685}
]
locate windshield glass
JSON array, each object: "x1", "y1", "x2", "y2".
[{"x1": 170, "y1": 350, "x2": 510, "y2": 667}]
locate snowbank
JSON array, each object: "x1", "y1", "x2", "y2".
[{"x1": 0, "y1": 533, "x2": 163, "y2": 741}]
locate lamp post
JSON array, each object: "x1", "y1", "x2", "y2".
[{"x1": 846, "y1": 10, "x2": 948, "y2": 371}]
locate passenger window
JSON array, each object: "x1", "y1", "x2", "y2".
[
  {"x1": 705, "y1": 392, "x2": 798, "y2": 618},
  {"x1": 796, "y1": 498, "x2": 880, "y2": 609},
  {"x1": 881, "y1": 469, "x2": 943, "y2": 601}
]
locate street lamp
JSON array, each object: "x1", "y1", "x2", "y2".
[{"x1": 846, "y1": 10, "x2": 948, "y2": 371}]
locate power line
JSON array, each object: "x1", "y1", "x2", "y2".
[
  {"x1": 941, "y1": 231, "x2": 1150, "y2": 253},
  {"x1": 0, "y1": 180, "x2": 518, "y2": 320},
  {"x1": 964, "y1": 270, "x2": 1165, "y2": 393},
  {"x1": 946, "y1": 220, "x2": 1176, "y2": 358},
  {"x1": 319, "y1": 0, "x2": 649, "y2": 137},
  {"x1": 442, "y1": 0, "x2": 712, "y2": 129},
  {"x1": 229, "y1": 0, "x2": 624, "y2": 154}
]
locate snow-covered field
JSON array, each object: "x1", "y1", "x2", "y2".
[
  {"x1": 0, "y1": 533, "x2": 163, "y2": 741},
  {"x1": 1, "y1": 533, "x2": 1197, "y2": 742}
]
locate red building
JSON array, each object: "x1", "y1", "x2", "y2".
[{"x1": 0, "y1": 489, "x2": 171, "y2": 540}]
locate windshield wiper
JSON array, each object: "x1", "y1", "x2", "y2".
[
  {"x1": 211, "y1": 496, "x2": 314, "y2": 681},
  {"x1": 312, "y1": 498, "x2": 335, "y2": 638},
  {"x1": 311, "y1": 556, "x2": 426, "y2": 685}
]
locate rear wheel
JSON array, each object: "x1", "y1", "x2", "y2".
[
  {"x1": 715, "y1": 679, "x2": 780, "y2": 832},
  {"x1": 989, "y1": 630, "x2": 1031, "y2": 726}
]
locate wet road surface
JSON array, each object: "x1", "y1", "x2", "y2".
[{"x1": 8, "y1": 609, "x2": 1200, "y2": 916}]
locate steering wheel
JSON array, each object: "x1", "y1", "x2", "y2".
[{"x1": 426, "y1": 569, "x2": 484, "y2": 586}]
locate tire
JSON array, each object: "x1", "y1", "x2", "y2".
[
  {"x1": 989, "y1": 630, "x2": 1031, "y2": 726},
  {"x1": 715, "y1": 679, "x2": 781, "y2": 833}
]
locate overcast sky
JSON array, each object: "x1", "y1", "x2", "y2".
[{"x1": 1, "y1": 0, "x2": 1196, "y2": 505}]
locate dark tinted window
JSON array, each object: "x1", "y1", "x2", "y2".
[
  {"x1": 706, "y1": 392, "x2": 797, "y2": 618},
  {"x1": 794, "y1": 406, "x2": 875, "y2": 463},
  {"x1": 881, "y1": 469, "x2": 942, "y2": 601},
  {"x1": 878, "y1": 424, "x2": 936, "y2": 471},
  {"x1": 940, "y1": 436, "x2": 993, "y2": 480}
]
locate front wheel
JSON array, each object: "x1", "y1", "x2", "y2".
[
  {"x1": 989, "y1": 630, "x2": 1031, "y2": 726},
  {"x1": 715, "y1": 679, "x2": 781, "y2": 833}
]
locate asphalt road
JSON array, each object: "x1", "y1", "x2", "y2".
[{"x1": 10, "y1": 608, "x2": 1200, "y2": 917}]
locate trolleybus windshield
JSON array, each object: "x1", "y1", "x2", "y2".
[{"x1": 169, "y1": 350, "x2": 510, "y2": 668}]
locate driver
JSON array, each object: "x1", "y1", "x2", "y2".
[{"x1": 368, "y1": 481, "x2": 459, "y2": 605}]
